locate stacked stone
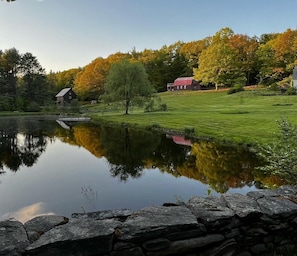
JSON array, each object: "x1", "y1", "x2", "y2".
[{"x1": 1, "y1": 185, "x2": 297, "y2": 256}]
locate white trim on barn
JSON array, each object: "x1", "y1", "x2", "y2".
[{"x1": 293, "y1": 67, "x2": 297, "y2": 90}]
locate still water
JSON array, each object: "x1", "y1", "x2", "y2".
[{"x1": 0, "y1": 116, "x2": 269, "y2": 223}]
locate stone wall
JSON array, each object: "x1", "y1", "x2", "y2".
[{"x1": 1, "y1": 185, "x2": 297, "y2": 256}]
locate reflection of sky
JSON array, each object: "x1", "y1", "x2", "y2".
[
  {"x1": 0, "y1": 137, "x2": 257, "y2": 223},
  {"x1": 1, "y1": 202, "x2": 55, "y2": 223}
]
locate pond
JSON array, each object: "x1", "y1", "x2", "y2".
[{"x1": 0, "y1": 116, "x2": 277, "y2": 223}]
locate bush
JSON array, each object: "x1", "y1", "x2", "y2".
[
  {"x1": 144, "y1": 98, "x2": 167, "y2": 112},
  {"x1": 0, "y1": 95, "x2": 13, "y2": 111},
  {"x1": 268, "y1": 83, "x2": 280, "y2": 92},
  {"x1": 184, "y1": 127, "x2": 195, "y2": 135},
  {"x1": 160, "y1": 103, "x2": 167, "y2": 111},
  {"x1": 256, "y1": 118, "x2": 297, "y2": 184},
  {"x1": 25, "y1": 102, "x2": 41, "y2": 112},
  {"x1": 227, "y1": 85, "x2": 245, "y2": 95},
  {"x1": 144, "y1": 99, "x2": 154, "y2": 112},
  {"x1": 286, "y1": 87, "x2": 296, "y2": 95}
]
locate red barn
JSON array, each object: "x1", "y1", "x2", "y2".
[{"x1": 167, "y1": 77, "x2": 200, "y2": 91}]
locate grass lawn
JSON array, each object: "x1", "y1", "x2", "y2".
[{"x1": 86, "y1": 88, "x2": 297, "y2": 144}]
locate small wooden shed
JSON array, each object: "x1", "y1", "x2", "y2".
[{"x1": 56, "y1": 88, "x2": 77, "y2": 105}]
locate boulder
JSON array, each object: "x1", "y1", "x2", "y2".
[
  {"x1": 222, "y1": 193, "x2": 262, "y2": 219},
  {"x1": 25, "y1": 218, "x2": 122, "y2": 256},
  {"x1": 117, "y1": 206, "x2": 199, "y2": 242},
  {"x1": 0, "y1": 220, "x2": 29, "y2": 256},
  {"x1": 256, "y1": 196, "x2": 297, "y2": 217},
  {"x1": 187, "y1": 196, "x2": 234, "y2": 226},
  {"x1": 24, "y1": 215, "x2": 69, "y2": 243}
]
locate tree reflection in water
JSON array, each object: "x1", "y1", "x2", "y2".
[
  {"x1": 0, "y1": 117, "x2": 50, "y2": 172},
  {"x1": 0, "y1": 117, "x2": 285, "y2": 192},
  {"x1": 101, "y1": 126, "x2": 160, "y2": 182}
]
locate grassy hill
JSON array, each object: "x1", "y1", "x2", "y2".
[{"x1": 89, "y1": 87, "x2": 297, "y2": 145}]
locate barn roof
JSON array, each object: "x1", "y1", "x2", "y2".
[
  {"x1": 56, "y1": 88, "x2": 72, "y2": 97},
  {"x1": 173, "y1": 77, "x2": 194, "y2": 86},
  {"x1": 171, "y1": 135, "x2": 192, "y2": 146}
]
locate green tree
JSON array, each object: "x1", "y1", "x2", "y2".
[
  {"x1": 140, "y1": 48, "x2": 169, "y2": 92},
  {"x1": 102, "y1": 59, "x2": 155, "y2": 114},
  {"x1": 0, "y1": 48, "x2": 20, "y2": 98},
  {"x1": 54, "y1": 68, "x2": 81, "y2": 91},
  {"x1": 256, "y1": 118, "x2": 297, "y2": 184},
  {"x1": 18, "y1": 52, "x2": 48, "y2": 108},
  {"x1": 194, "y1": 28, "x2": 246, "y2": 90},
  {"x1": 139, "y1": 43, "x2": 192, "y2": 92},
  {"x1": 180, "y1": 37, "x2": 211, "y2": 70}
]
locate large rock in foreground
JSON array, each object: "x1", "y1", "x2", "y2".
[
  {"x1": 0, "y1": 220, "x2": 29, "y2": 256},
  {"x1": 26, "y1": 218, "x2": 122, "y2": 256}
]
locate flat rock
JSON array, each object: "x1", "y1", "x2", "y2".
[
  {"x1": 257, "y1": 196, "x2": 297, "y2": 217},
  {"x1": 222, "y1": 193, "x2": 262, "y2": 219},
  {"x1": 118, "y1": 206, "x2": 199, "y2": 241},
  {"x1": 187, "y1": 196, "x2": 234, "y2": 224},
  {"x1": 24, "y1": 215, "x2": 69, "y2": 243},
  {"x1": 71, "y1": 209, "x2": 133, "y2": 220},
  {"x1": 274, "y1": 185, "x2": 297, "y2": 195},
  {"x1": 0, "y1": 220, "x2": 29, "y2": 256},
  {"x1": 26, "y1": 218, "x2": 122, "y2": 256},
  {"x1": 247, "y1": 189, "x2": 279, "y2": 200}
]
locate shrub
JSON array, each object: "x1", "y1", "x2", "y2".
[
  {"x1": 26, "y1": 102, "x2": 41, "y2": 112},
  {"x1": 286, "y1": 87, "x2": 296, "y2": 95},
  {"x1": 268, "y1": 83, "x2": 280, "y2": 92},
  {"x1": 144, "y1": 98, "x2": 167, "y2": 112},
  {"x1": 160, "y1": 103, "x2": 167, "y2": 111},
  {"x1": 184, "y1": 127, "x2": 195, "y2": 135},
  {"x1": 227, "y1": 85, "x2": 245, "y2": 95},
  {"x1": 144, "y1": 99, "x2": 154, "y2": 112},
  {"x1": 256, "y1": 118, "x2": 297, "y2": 184}
]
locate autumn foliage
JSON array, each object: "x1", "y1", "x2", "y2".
[{"x1": 44, "y1": 27, "x2": 297, "y2": 101}]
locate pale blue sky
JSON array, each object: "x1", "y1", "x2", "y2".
[{"x1": 0, "y1": 0, "x2": 296, "y2": 72}]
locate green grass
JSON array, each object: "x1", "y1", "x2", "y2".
[{"x1": 86, "y1": 88, "x2": 297, "y2": 144}]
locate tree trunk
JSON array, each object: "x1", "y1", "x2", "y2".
[{"x1": 125, "y1": 88, "x2": 130, "y2": 114}]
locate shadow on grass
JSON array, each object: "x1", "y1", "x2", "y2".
[{"x1": 220, "y1": 111, "x2": 250, "y2": 114}]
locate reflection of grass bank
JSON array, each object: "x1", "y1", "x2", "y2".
[
  {"x1": 88, "y1": 88, "x2": 297, "y2": 144},
  {"x1": 0, "y1": 111, "x2": 43, "y2": 117}
]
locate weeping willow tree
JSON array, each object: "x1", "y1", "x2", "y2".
[{"x1": 101, "y1": 59, "x2": 155, "y2": 114}]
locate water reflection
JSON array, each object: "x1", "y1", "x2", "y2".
[
  {"x1": 2, "y1": 202, "x2": 55, "y2": 223},
  {"x1": 0, "y1": 117, "x2": 51, "y2": 172},
  {"x1": 0, "y1": 117, "x2": 281, "y2": 192}
]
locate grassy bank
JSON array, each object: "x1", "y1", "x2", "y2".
[{"x1": 88, "y1": 88, "x2": 297, "y2": 145}]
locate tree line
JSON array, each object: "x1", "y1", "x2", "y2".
[
  {"x1": 0, "y1": 48, "x2": 52, "y2": 111},
  {"x1": 1, "y1": 27, "x2": 297, "y2": 110},
  {"x1": 68, "y1": 27, "x2": 297, "y2": 100}
]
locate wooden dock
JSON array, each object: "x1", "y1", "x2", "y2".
[{"x1": 57, "y1": 117, "x2": 91, "y2": 122}]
